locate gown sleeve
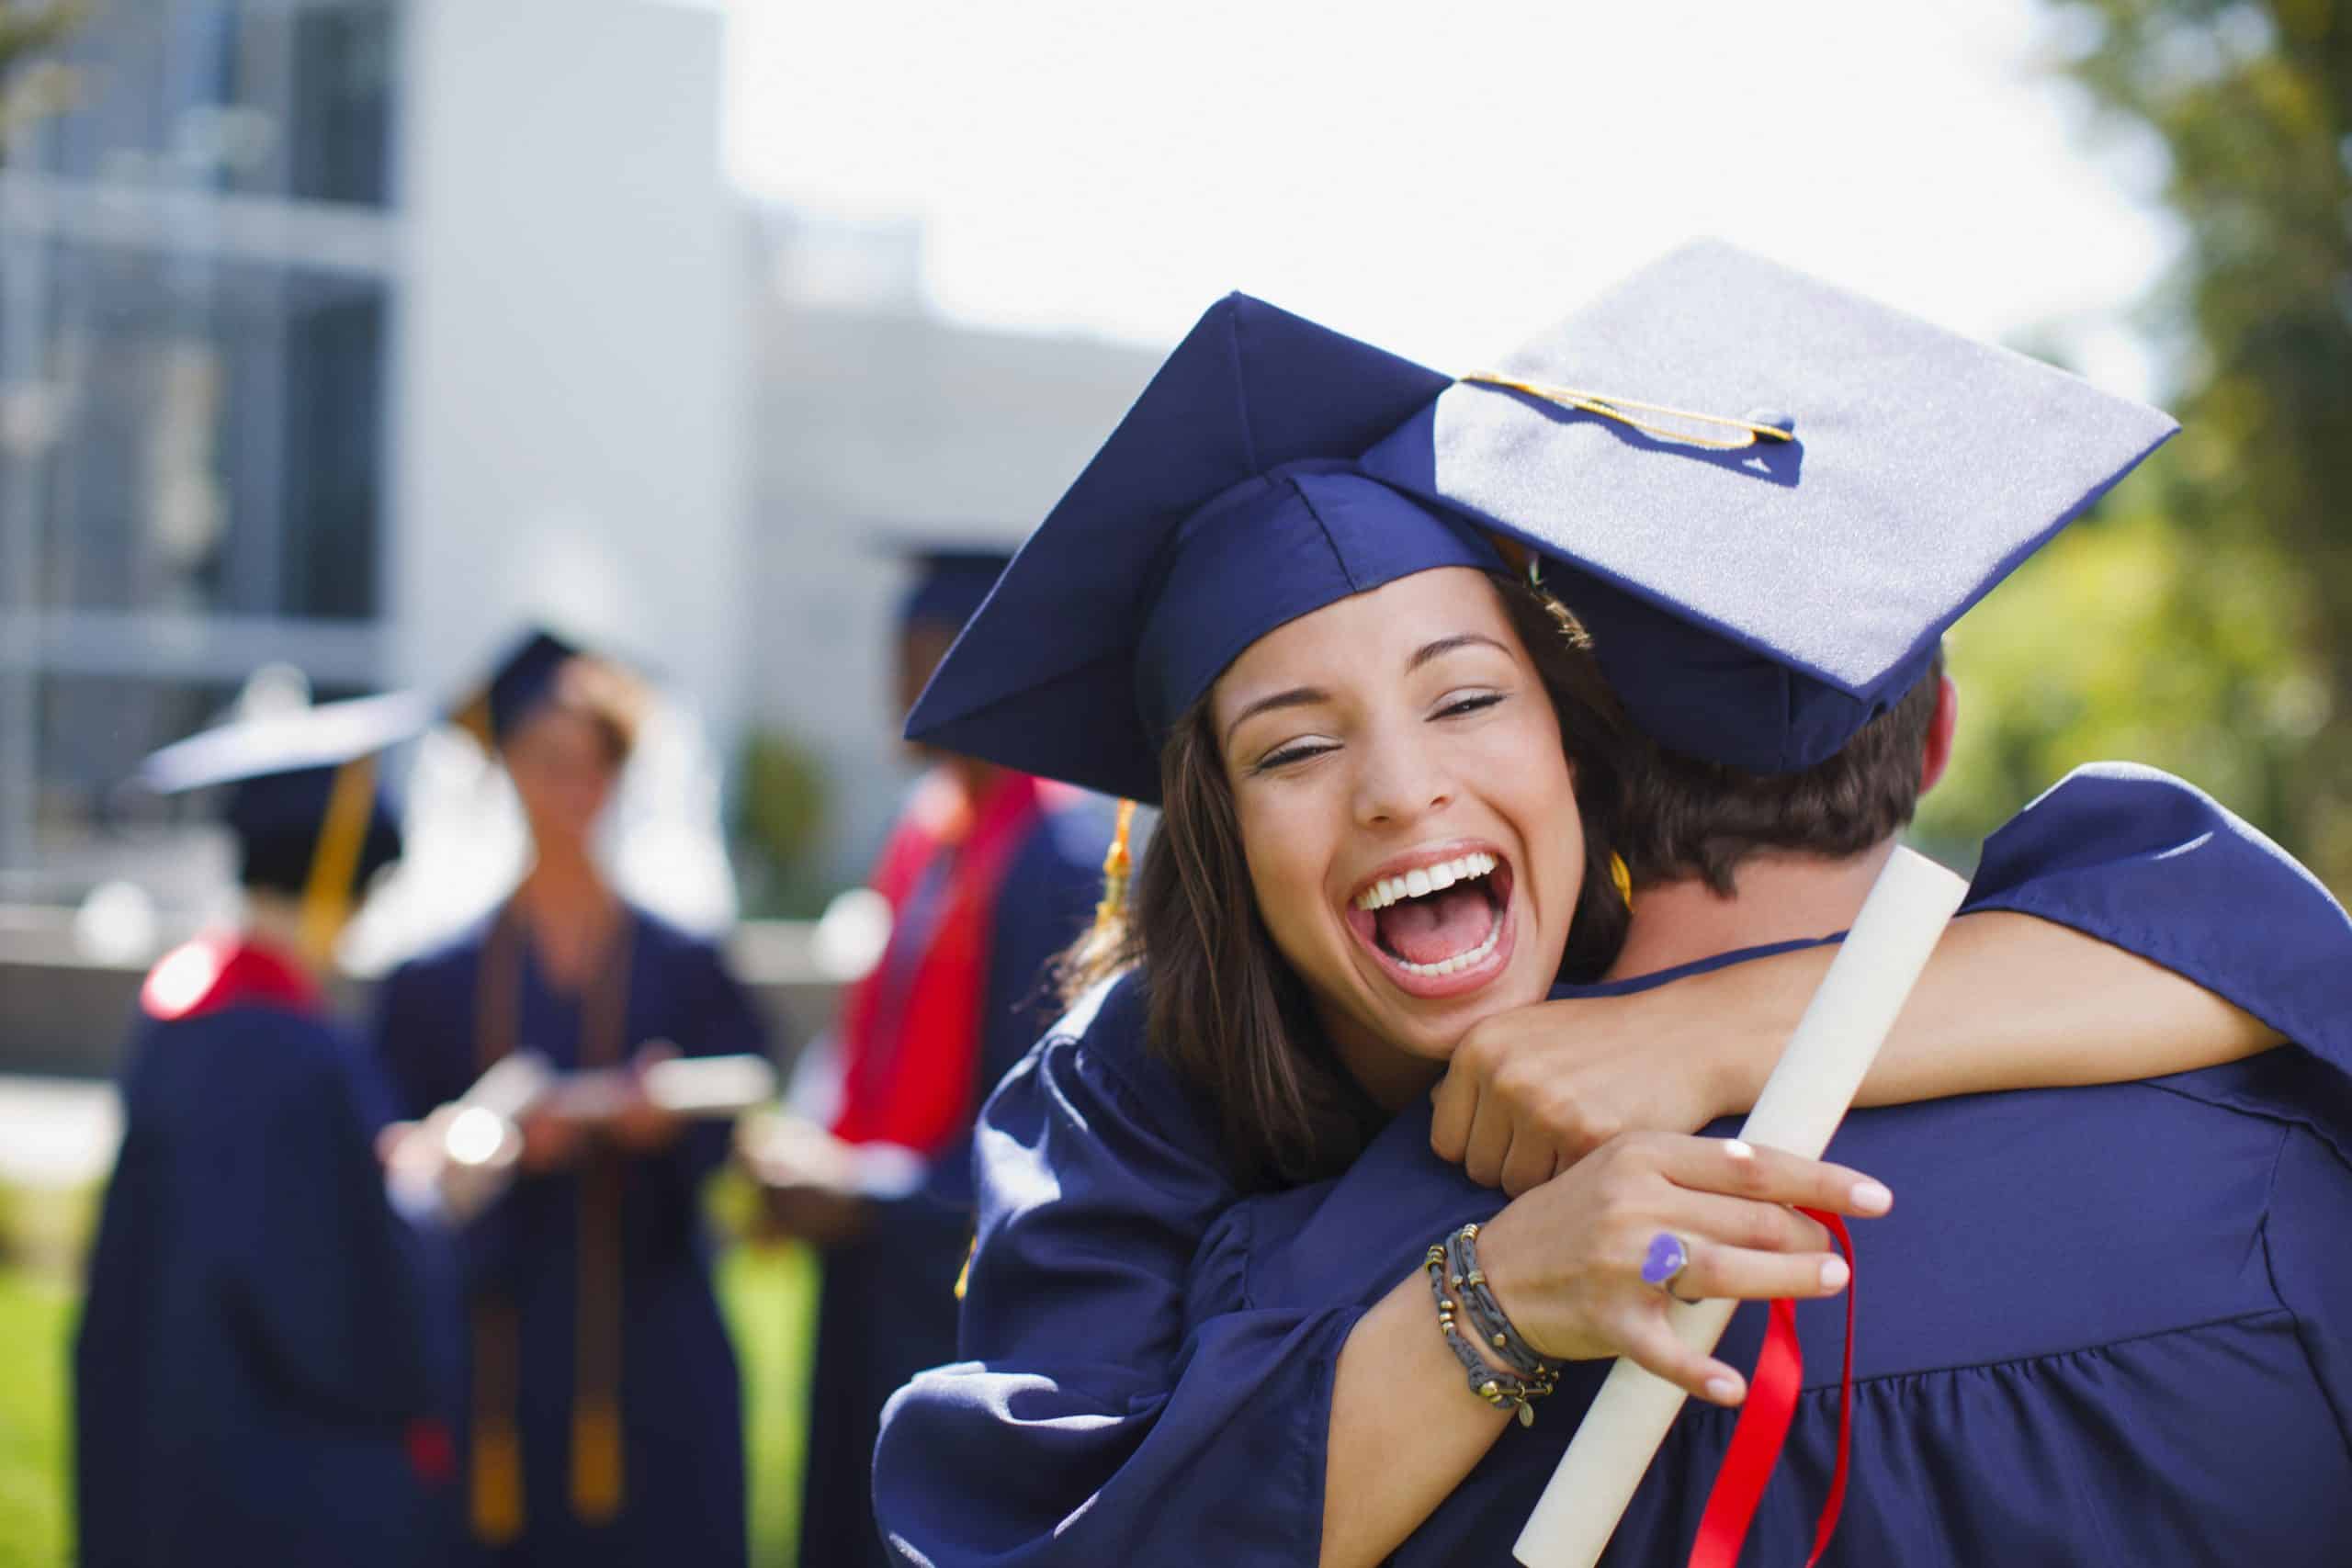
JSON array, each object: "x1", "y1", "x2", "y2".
[
  {"x1": 879, "y1": 1304, "x2": 1364, "y2": 1566},
  {"x1": 74, "y1": 1087, "x2": 160, "y2": 1566},
  {"x1": 1960, "y1": 761, "x2": 2352, "y2": 1077},
  {"x1": 876, "y1": 975, "x2": 1363, "y2": 1565},
  {"x1": 2267, "y1": 1107, "x2": 2352, "y2": 1451},
  {"x1": 650, "y1": 931, "x2": 770, "y2": 1192},
  {"x1": 368, "y1": 954, "x2": 472, "y2": 1122},
  {"x1": 222, "y1": 1037, "x2": 435, "y2": 1422}
]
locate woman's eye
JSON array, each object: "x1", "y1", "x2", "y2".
[
  {"x1": 1435, "y1": 692, "x2": 1506, "y2": 720},
  {"x1": 1251, "y1": 740, "x2": 1337, "y2": 774}
]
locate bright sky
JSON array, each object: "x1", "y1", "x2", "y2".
[{"x1": 722, "y1": 0, "x2": 2174, "y2": 393}]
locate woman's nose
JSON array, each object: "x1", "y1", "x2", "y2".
[{"x1": 1352, "y1": 731, "x2": 1453, "y2": 829}]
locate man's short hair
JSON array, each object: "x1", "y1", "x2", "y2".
[{"x1": 1615, "y1": 647, "x2": 1945, "y2": 895}]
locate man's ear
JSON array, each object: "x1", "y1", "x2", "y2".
[{"x1": 1919, "y1": 674, "x2": 1959, "y2": 797}]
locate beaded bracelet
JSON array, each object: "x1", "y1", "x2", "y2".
[
  {"x1": 1424, "y1": 1236, "x2": 1556, "y2": 1427},
  {"x1": 1446, "y1": 1223, "x2": 1564, "y2": 1385}
]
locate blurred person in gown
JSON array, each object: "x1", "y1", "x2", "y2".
[
  {"x1": 741, "y1": 548, "x2": 1111, "y2": 1568},
  {"x1": 370, "y1": 630, "x2": 766, "y2": 1567},
  {"x1": 76, "y1": 690, "x2": 461, "y2": 1568}
]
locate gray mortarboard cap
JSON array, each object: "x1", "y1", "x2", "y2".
[{"x1": 1361, "y1": 240, "x2": 2181, "y2": 773}]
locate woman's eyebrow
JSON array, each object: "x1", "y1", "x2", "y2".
[
  {"x1": 1223, "y1": 686, "x2": 1329, "y2": 749},
  {"x1": 1408, "y1": 632, "x2": 1510, "y2": 672}
]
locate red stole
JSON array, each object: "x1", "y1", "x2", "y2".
[
  {"x1": 141, "y1": 934, "x2": 322, "y2": 1021},
  {"x1": 831, "y1": 769, "x2": 1046, "y2": 1155}
]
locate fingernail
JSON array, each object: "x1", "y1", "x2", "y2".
[
  {"x1": 1722, "y1": 1139, "x2": 1754, "y2": 1161},
  {"x1": 1819, "y1": 1256, "x2": 1850, "y2": 1292},
  {"x1": 1704, "y1": 1375, "x2": 1743, "y2": 1404},
  {"x1": 1850, "y1": 1179, "x2": 1893, "y2": 1214}
]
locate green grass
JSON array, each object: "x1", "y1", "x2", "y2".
[
  {"x1": 0, "y1": 1223, "x2": 820, "y2": 1568},
  {"x1": 723, "y1": 1240, "x2": 820, "y2": 1567},
  {"x1": 0, "y1": 1270, "x2": 74, "y2": 1568}
]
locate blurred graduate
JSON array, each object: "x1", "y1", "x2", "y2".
[
  {"x1": 739, "y1": 547, "x2": 1111, "y2": 1568},
  {"x1": 75, "y1": 689, "x2": 460, "y2": 1567},
  {"x1": 370, "y1": 631, "x2": 766, "y2": 1566}
]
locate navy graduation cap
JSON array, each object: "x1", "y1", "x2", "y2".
[
  {"x1": 904, "y1": 294, "x2": 1498, "y2": 805},
  {"x1": 138, "y1": 689, "x2": 429, "y2": 937},
  {"x1": 892, "y1": 544, "x2": 1018, "y2": 637},
  {"x1": 458, "y1": 626, "x2": 582, "y2": 747},
  {"x1": 1360, "y1": 240, "x2": 2180, "y2": 772},
  {"x1": 909, "y1": 244, "x2": 2177, "y2": 801}
]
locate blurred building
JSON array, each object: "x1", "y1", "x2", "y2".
[
  {"x1": 0, "y1": 0, "x2": 747, "y2": 908},
  {"x1": 0, "y1": 0, "x2": 1156, "y2": 916},
  {"x1": 749, "y1": 212, "x2": 1156, "y2": 885}
]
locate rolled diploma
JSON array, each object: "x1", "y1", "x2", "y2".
[
  {"x1": 1513, "y1": 845, "x2": 1972, "y2": 1568},
  {"x1": 556, "y1": 1053, "x2": 781, "y2": 1121},
  {"x1": 385, "y1": 1051, "x2": 557, "y2": 1223},
  {"x1": 640, "y1": 1053, "x2": 779, "y2": 1117}
]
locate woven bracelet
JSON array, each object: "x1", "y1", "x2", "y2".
[
  {"x1": 1445, "y1": 1222, "x2": 1565, "y2": 1384},
  {"x1": 1423, "y1": 1240, "x2": 1555, "y2": 1427}
]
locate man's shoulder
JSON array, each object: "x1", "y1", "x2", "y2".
[
  {"x1": 1819, "y1": 1076, "x2": 2292, "y2": 1371},
  {"x1": 1014, "y1": 787, "x2": 1118, "y2": 881}
]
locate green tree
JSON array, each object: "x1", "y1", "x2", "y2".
[
  {"x1": 0, "y1": 0, "x2": 81, "y2": 159},
  {"x1": 1921, "y1": 0, "x2": 2350, "y2": 893}
]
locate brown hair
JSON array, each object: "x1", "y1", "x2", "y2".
[
  {"x1": 529, "y1": 656, "x2": 649, "y2": 766},
  {"x1": 1613, "y1": 648, "x2": 1946, "y2": 897},
  {"x1": 1060, "y1": 574, "x2": 1634, "y2": 1190}
]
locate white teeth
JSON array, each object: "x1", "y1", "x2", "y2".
[{"x1": 1351, "y1": 852, "x2": 1502, "y2": 911}]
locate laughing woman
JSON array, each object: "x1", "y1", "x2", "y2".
[{"x1": 872, "y1": 286, "x2": 2324, "y2": 1567}]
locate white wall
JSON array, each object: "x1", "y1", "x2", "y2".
[
  {"x1": 748, "y1": 305, "x2": 1158, "y2": 877},
  {"x1": 389, "y1": 0, "x2": 750, "y2": 739}
]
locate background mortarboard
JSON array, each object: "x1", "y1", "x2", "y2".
[
  {"x1": 888, "y1": 543, "x2": 1018, "y2": 637},
  {"x1": 455, "y1": 627, "x2": 583, "y2": 749},
  {"x1": 905, "y1": 293, "x2": 1494, "y2": 805},
  {"x1": 1360, "y1": 240, "x2": 2181, "y2": 773},
  {"x1": 137, "y1": 689, "x2": 430, "y2": 951}
]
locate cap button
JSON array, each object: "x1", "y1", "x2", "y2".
[{"x1": 1743, "y1": 408, "x2": 1796, "y2": 436}]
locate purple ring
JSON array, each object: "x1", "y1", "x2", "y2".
[{"x1": 1640, "y1": 1231, "x2": 1690, "y2": 1291}]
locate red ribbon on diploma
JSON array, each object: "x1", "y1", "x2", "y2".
[{"x1": 1688, "y1": 1210, "x2": 1856, "y2": 1568}]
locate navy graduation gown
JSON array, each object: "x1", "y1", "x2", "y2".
[
  {"x1": 372, "y1": 905, "x2": 763, "y2": 1567},
  {"x1": 75, "y1": 982, "x2": 458, "y2": 1567},
  {"x1": 800, "y1": 794, "x2": 1111, "y2": 1568},
  {"x1": 874, "y1": 763, "x2": 2352, "y2": 1564}
]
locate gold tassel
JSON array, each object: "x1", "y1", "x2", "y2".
[
  {"x1": 1090, "y1": 799, "x2": 1138, "y2": 937},
  {"x1": 470, "y1": 1300, "x2": 526, "y2": 1544},
  {"x1": 953, "y1": 1236, "x2": 977, "y2": 1303},
  {"x1": 570, "y1": 1394, "x2": 625, "y2": 1522},
  {"x1": 1609, "y1": 852, "x2": 1634, "y2": 910},
  {"x1": 470, "y1": 1416, "x2": 526, "y2": 1544},
  {"x1": 298, "y1": 755, "x2": 377, "y2": 964},
  {"x1": 1458, "y1": 373, "x2": 1798, "y2": 452}
]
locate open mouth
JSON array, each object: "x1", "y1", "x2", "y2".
[{"x1": 1343, "y1": 848, "x2": 1517, "y2": 998}]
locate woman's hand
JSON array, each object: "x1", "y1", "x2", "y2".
[
  {"x1": 1475, "y1": 1130, "x2": 1890, "y2": 1405},
  {"x1": 1431, "y1": 964, "x2": 1811, "y2": 1195},
  {"x1": 737, "y1": 1111, "x2": 872, "y2": 1246},
  {"x1": 606, "y1": 1041, "x2": 688, "y2": 1152}
]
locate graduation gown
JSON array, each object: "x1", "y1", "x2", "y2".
[
  {"x1": 874, "y1": 763, "x2": 2352, "y2": 1564},
  {"x1": 800, "y1": 785, "x2": 1111, "y2": 1568},
  {"x1": 75, "y1": 939, "x2": 459, "y2": 1568},
  {"x1": 371, "y1": 904, "x2": 763, "y2": 1567}
]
